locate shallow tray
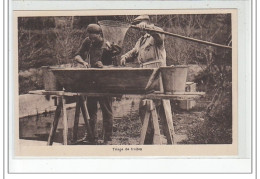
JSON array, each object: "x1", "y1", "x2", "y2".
[{"x1": 50, "y1": 67, "x2": 157, "y2": 94}]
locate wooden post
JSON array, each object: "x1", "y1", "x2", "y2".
[
  {"x1": 47, "y1": 97, "x2": 62, "y2": 146},
  {"x1": 144, "y1": 68, "x2": 160, "y2": 91},
  {"x1": 159, "y1": 73, "x2": 164, "y2": 93},
  {"x1": 149, "y1": 100, "x2": 162, "y2": 145},
  {"x1": 72, "y1": 97, "x2": 81, "y2": 142},
  {"x1": 162, "y1": 99, "x2": 176, "y2": 144},
  {"x1": 139, "y1": 100, "x2": 151, "y2": 145},
  {"x1": 79, "y1": 96, "x2": 94, "y2": 141},
  {"x1": 61, "y1": 96, "x2": 68, "y2": 145}
]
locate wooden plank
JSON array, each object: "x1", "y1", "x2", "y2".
[
  {"x1": 159, "y1": 103, "x2": 173, "y2": 144},
  {"x1": 51, "y1": 67, "x2": 156, "y2": 71},
  {"x1": 28, "y1": 90, "x2": 46, "y2": 95},
  {"x1": 47, "y1": 98, "x2": 62, "y2": 145},
  {"x1": 73, "y1": 92, "x2": 205, "y2": 97},
  {"x1": 159, "y1": 74, "x2": 164, "y2": 93},
  {"x1": 61, "y1": 96, "x2": 68, "y2": 145},
  {"x1": 153, "y1": 91, "x2": 205, "y2": 95},
  {"x1": 144, "y1": 68, "x2": 160, "y2": 90},
  {"x1": 149, "y1": 100, "x2": 162, "y2": 145},
  {"x1": 72, "y1": 98, "x2": 81, "y2": 142},
  {"x1": 139, "y1": 105, "x2": 151, "y2": 145},
  {"x1": 42, "y1": 91, "x2": 65, "y2": 96},
  {"x1": 79, "y1": 96, "x2": 93, "y2": 141},
  {"x1": 29, "y1": 90, "x2": 205, "y2": 100},
  {"x1": 30, "y1": 90, "x2": 205, "y2": 96},
  {"x1": 162, "y1": 100, "x2": 176, "y2": 144},
  {"x1": 68, "y1": 92, "x2": 205, "y2": 100}
]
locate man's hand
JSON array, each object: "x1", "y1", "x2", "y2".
[
  {"x1": 82, "y1": 61, "x2": 90, "y2": 68},
  {"x1": 94, "y1": 61, "x2": 103, "y2": 68},
  {"x1": 136, "y1": 22, "x2": 154, "y2": 32},
  {"x1": 120, "y1": 57, "x2": 126, "y2": 66},
  {"x1": 74, "y1": 55, "x2": 90, "y2": 68},
  {"x1": 136, "y1": 22, "x2": 147, "y2": 30}
]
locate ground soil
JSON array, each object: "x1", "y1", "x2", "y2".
[{"x1": 19, "y1": 97, "x2": 208, "y2": 145}]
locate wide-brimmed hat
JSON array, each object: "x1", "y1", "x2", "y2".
[
  {"x1": 131, "y1": 15, "x2": 150, "y2": 25},
  {"x1": 86, "y1": 24, "x2": 102, "y2": 33}
]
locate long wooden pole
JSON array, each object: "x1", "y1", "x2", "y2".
[{"x1": 131, "y1": 25, "x2": 232, "y2": 50}]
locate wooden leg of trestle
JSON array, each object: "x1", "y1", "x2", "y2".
[
  {"x1": 162, "y1": 99, "x2": 176, "y2": 144},
  {"x1": 149, "y1": 101, "x2": 162, "y2": 145},
  {"x1": 139, "y1": 100, "x2": 162, "y2": 145},
  {"x1": 139, "y1": 103, "x2": 151, "y2": 145},
  {"x1": 47, "y1": 98, "x2": 62, "y2": 146},
  {"x1": 61, "y1": 96, "x2": 68, "y2": 145},
  {"x1": 79, "y1": 96, "x2": 94, "y2": 141},
  {"x1": 72, "y1": 97, "x2": 81, "y2": 142}
]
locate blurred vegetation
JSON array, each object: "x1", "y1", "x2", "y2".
[
  {"x1": 18, "y1": 14, "x2": 232, "y2": 144},
  {"x1": 18, "y1": 14, "x2": 231, "y2": 70}
]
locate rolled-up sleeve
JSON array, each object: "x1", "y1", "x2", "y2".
[{"x1": 148, "y1": 25, "x2": 165, "y2": 47}]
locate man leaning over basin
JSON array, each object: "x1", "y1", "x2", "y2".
[{"x1": 74, "y1": 24, "x2": 121, "y2": 145}]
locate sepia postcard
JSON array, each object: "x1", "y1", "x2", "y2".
[{"x1": 13, "y1": 9, "x2": 238, "y2": 157}]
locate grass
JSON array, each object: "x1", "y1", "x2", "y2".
[{"x1": 180, "y1": 118, "x2": 232, "y2": 144}]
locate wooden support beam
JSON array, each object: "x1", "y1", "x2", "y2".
[
  {"x1": 161, "y1": 99, "x2": 175, "y2": 144},
  {"x1": 145, "y1": 68, "x2": 160, "y2": 91},
  {"x1": 29, "y1": 90, "x2": 205, "y2": 100},
  {"x1": 149, "y1": 100, "x2": 162, "y2": 145},
  {"x1": 47, "y1": 98, "x2": 62, "y2": 145},
  {"x1": 139, "y1": 106, "x2": 151, "y2": 145},
  {"x1": 72, "y1": 97, "x2": 81, "y2": 142},
  {"x1": 61, "y1": 96, "x2": 68, "y2": 145}
]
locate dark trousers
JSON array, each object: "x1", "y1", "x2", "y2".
[{"x1": 87, "y1": 96, "x2": 113, "y2": 141}]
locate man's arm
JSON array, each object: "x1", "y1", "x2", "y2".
[
  {"x1": 136, "y1": 22, "x2": 164, "y2": 46},
  {"x1": 121, "y1": 47, "x2": 138, "y2": 61},
  {"x1": 120, "y1": 39, "x2": 140, "y2": 65},
  {"x1": 147, "y1": 25, "x2": 165, "y2": 46},
  {"x1": 74, "y1": 55, "x2": 89, "y2": 67},
  {"x1": 74, "y1": 38, "x2": 90, "y2": 67}
]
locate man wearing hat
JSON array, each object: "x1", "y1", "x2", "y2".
[
  {"x1": 75, "y1": 24, "x2": 120, "y2": 68},
  {"x1": 74, "y1": 24, "x2": 120, "y2": 144},
  {"x1": 120, "y1": 15, "x2": 167, "y2": 144},
  {"x1": 120, "y1": 15, "x2": 166, "y2": 67}
]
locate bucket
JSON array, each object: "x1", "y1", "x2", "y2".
[
  {"x1": 160, "y1": 66, "x2": 188, "y2": 94},
  {"x1": 41, "y1": 66, "x2": 59, "y2": 91}
]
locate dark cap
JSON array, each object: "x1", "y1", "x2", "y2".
[
  {"x1": 86, "y1": 24, "x2": 102, "y2": 34},
  {"x1": 132, "y1": 15, "x2": 150, "y2": 25}
]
